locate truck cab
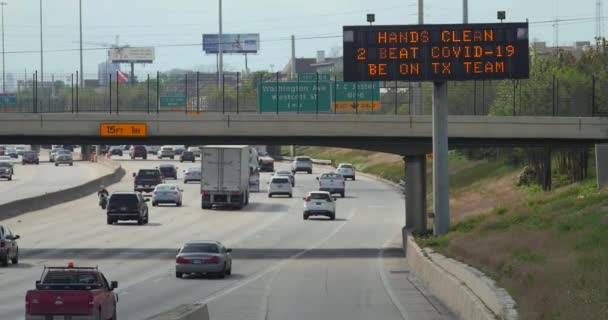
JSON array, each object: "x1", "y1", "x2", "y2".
[
  {"x1": 25, "y1": 264, "x2": 118, "y2": 320},
  {"x1": 317, "y1": 173, "x2": 346, "y2": 198}
]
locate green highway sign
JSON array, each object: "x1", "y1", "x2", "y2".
[
  {"x1": 298, "y1": 73, "x2": 331, "y2": 82},
  {"x1": 334, "y1": 82, "x2": 380, "y2": 111},
  {"x1": 259, "y1": 81, "x2": 332, "y2": 113},
  {"x1": 0, "y1": 93, "x2": 17, "y2": 108},
  {"x1": 160, "y1": 92, "x2": 187, "y2": 109}
]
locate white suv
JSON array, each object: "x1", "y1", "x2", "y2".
[
  {"x1": 303, "y1": 191, "x2": 336, "y2": 220},
  {"x1": 336, "y1": 163, "x2": 356, "y2": 180},
  {"x1": 291, "y1": 156, "x2": 313, "y2": 174},
  {"x1": 317, "y1": 173, "x2": 345, "y2": 198},
  {"x1": 157, "y1": 146, "x2": 175, "y2": 159},
  {"x1": 268, "y1": 176, "x2": 293, "y2": 198}
]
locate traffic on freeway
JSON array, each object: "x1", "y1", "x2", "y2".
[{"x1": 0, "y1": 145, "x2": 453, "y2": 320}]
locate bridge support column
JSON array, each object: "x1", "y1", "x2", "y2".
[
  {"x1": 290, "y1": 145, "x2": 296, "y2": 158},
  {"x1": 596, "y1": 144, "x2": 608, "y2": 189},
  {"x1": 81, "y1": 145, "x2": 91, "y2": 161},
  {"x1": 404, "y1": 155, "x2": 427, "y2": 234}
]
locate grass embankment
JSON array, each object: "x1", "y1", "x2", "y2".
[{"x1": 418, "y1": 180, "x2": 608, "y2": 320}]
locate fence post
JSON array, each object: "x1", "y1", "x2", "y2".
[
  {"x1": 185, "y1": 73, "x2": 188, "y2": 115},
  {"x1": 316, "y1": 72, "x2": 319, "y2": 114},
  {"x1": 408, "y1": 82, "x2": 412, "y2": 115},
  {"x1": 592, "y1": 75, "x2": 596, "y2": 116},
  {"x1": 258, "y1": 77, "x2": 262, "y2": 114},
  {"x1": 512, "y1": 80, "x2": 517, "y2": 116},
  {"x1": 334, "y1": 74, "x2": 338, "y2": 115},
  {"x1": 33, "y1": 71, "x2": 37, "y2": 113},
  {"x1": 156, "y1": 71, "x2": 160, "y2": 114},
  {"x1": 556, "y1": 78, "x2": 559, "y2": 116},
  {"x1": 196, "y1": 71, "x2": 200, "y2": 114},
  {"x1": 75, "y1": 71, "x2": 79, "y2": 113},
  {"x1": 116, "y1": 71, "x2": 119, "y2": 114},
  {"x1": 297, "y1": 75, "x2": 300, "y2": 114},
  {"x1": 355, "y1": 82, "x2": 359, "y2": 115},
  {"x1": 109, "y1": 73, "x2": 112, "y2": 114},
  {"x1": 236, "y1": 72, "x2": 240, "y2": 114},
  {"x1": 71, "y1": 73, "x2": 74, "y2": 113},
  {"x1": 394, "y1": 80, "x2": 398, "y2": 115},
  {"x1": 275, "y1": 72, "x2": 279, "y2": 114},
  {"x1": 147, "y1": 74, "x2": 150, "y2": 114},
  {"x1": 473, "y1": 80, "x2": 477, "y2": 115},
  {"x1": 552, "y1": 75, "x2": 556, "y2": 116}
]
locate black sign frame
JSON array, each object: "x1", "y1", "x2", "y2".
[{"x1": 343, "y1": 23, "x2": 529, "y2": 82}]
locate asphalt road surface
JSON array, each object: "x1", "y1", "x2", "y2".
[
  {"x1": 0, "y1": 149, "x2": 113, "y2": 205},
  {"x1": 0, "y1": 156, "x2": 455, "y2": 320}
]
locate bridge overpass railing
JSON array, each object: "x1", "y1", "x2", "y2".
[{"x1": 3, "y1": 71, "x2": 608, "y2": 117}]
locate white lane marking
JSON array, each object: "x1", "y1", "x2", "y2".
[
  {"x1": 196, "y1": 208, "x2": 357, "y2": 306},
  {"x1": 378, "y1": 236, "x2": 410, "y2": 320}
]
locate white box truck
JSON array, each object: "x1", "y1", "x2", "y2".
[{"x1": 201, "y1": 145, "x2": 250, "y2": 209}]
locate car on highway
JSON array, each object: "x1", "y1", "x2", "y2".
[
  {"x1": 0, "y1": 224, "x2": 19, "y2": 266},
  {"x1": 152, "y1": 183, "x2": 183, "y2": 207},
  {"x1": 317, "y1": 172, "x2": 345, "y2": 198},
  {"x1": 55, "y1": 153, "x2": 73, "y2": 166},
  {"x1": 183, "y1": 167, "x2": 202, "y2": 183},
  {"x1": 159, "y1": 164, "x2": 178, "y2": 179},
  {"x1": 6, "y1": 148, "x2": 18, "y2": 158},
  {"x1": 258, "y1": 153, "x2": 275, "y2": 172},
  {"x1": 106, "y1": 192, "x2": 150, "y2": 225},
  {"x1": 129, "y1": 145, "x2": 148, "y2": 160},
  {"x1": 336, "y1": 163, "x2": 356, "y2": 180},
  {"x1": 291, "y1": 156, "x2": 313, "y2": 174},
  {"x1": 175, "y1": 240, "x2": 232, "y2": 279},
  {"x1": 303, "y1": 191, "x2": 337, "y2": 220},
  {"x1": 109, "y1": 146, "x2": 124, "y2": 156},
  {"x1": 134, "y1": 168, "x2": 163, "y2": 193},
  {"x1": 0, "y1": 155, "x2": 12, "y2": 161},
  {"x1": 0, "y1": 145, "x2": 5, "y2": 155},
  {"x1": 274, "y1": 170, "x2": 295, "y2": 187},
  {"x1": 50, "y1": 148, "x2": 69, "y2": 162},
  {"x1": 157, "y1": 146, "x2": 175, "y2": 159},
  {"x1": 25, "y1": 264, "x2": 118, "y2": 320},
  {"x1": 268, "y1": 176, "x2": 293, "y2": 198},
  {"x1": 180, "y1": 151, "x2": 196, "y2": 163},
  {"x1": 22, "y1": 151, "x2": 40, "y2": 165},
  {"x1": 146, "y1": 145, "x2": 161, "y2": 155},
  {"x1": 187, "y1": 146, "x2": 201, "y2": 157},
  {"x1": 173, "y1": 145, "x2": 186, "y2": 156},
  {"x1": 0, "y1": 161, "x2": 13, "y2": 181},
  {"x1": 61, "y1": 144, "x2": 74, "y2": 152},
  {"x1": 15, "y1": 145, "x2": 27, "y2": 156}
]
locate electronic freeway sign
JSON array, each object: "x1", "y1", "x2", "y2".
[{"x1": 343, "y1": 23, "x2": 529, "y2": 82}]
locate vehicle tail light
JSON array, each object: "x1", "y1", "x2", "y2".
[
  {"x1": 206, "y1": 256, "x2": 220, "y2": 264},
  {"x1": 201, "y1": 191, "x2": 209, "y2": 196},
  {"x1": 0, "y1": 240, "x2": 5, "y2": 248},
  {"x1": 89, "y1": 294, "x2": 95, "y2": 305},
  {"x1": 176, "y1": 257, "x2": 191, "y2": 264},
  {"x1": 231, "y1": 192, "x2": 241, "y2": 196},
  {"x1": 305, "y1": 197, "x2": 311, "y2": 202}
]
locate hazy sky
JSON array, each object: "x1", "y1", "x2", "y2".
[{"x1": 2, "y1": 0, "x2": 601, "y2": 77}]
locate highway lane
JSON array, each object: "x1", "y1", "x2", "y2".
[
  {"x1": 0, "y1": 156, "x2": 454, "y2": 320},
  {"x1": 0, "y1": 148, "x2": 112, "y2": 205}
]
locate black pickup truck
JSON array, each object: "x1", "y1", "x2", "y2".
[{"x1": 133, "y1": 169, "x2": 163, "y2": 193}]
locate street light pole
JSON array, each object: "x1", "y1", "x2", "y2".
[
  {"x1": 0, "y1": 2, "x2": 7, "y2": 93},
  {"x1": 39, "y1": 0, "x2": 43, "y2": 83},
  {"x1": 218, "y1": 0, "x2": 223, "y2": 89},
  {"x1": 463, "y1": 0, "x2": 469, "y2": 23},
  {"x1": 79, "y1": 0, "x2": 83, "y2": 88}
]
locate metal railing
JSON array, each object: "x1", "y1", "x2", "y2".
[{"x1": 1, "y1": 71, "x2": 606, "y2": 117}]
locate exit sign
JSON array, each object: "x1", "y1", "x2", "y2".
[{"x1": 343, "y1": 22, "x2": 529, "y2": 81}]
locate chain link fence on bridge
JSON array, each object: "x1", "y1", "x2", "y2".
[{"x1": 0, "y1": 71, "x2": 605, "y2": 117}]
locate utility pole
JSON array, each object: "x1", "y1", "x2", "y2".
[
  {"x1": 79, "y1": 0, "x2": 83, "y2": 88},
  {"x1": 218, "y1": 0, "x2": 223, "y2": 89},
  {"x1": 0, "y1": 2, "x2": 6, "y2": 93},
  {"x1": 290, "y1": 35, "x2": 296, "y2": 79},
  {"x1": 412, "y1": 0, "x2": 423, "y2": 115},
  {"x1": 39, "y1": 0, "x2": 43, "y2": 83},
  {"x1": 463, "y1": 0, "x2": 469, "y2": 23}
]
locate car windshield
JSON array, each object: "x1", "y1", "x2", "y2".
[
  {"x1": 339, "y1": 164, "x2": 353, "y2": 169},
  {"x1": 7, "y1": 149, "x2": 15, "y2": 153},
  {"x1": 309, "y1": 193, "x2": 330, "y2": 200},
  {"x1": 183, "y1": 152, "x2": 193, "y2": 156},
  {"x1": 109, "y1": 194, "x2": 138, "y2": 205},
  {"x1": 156, "y1": 185, "x2": 177, "y2": 191},
  {"x1": 272, "y1": 178, "x2": 289, "y2": 184},
  {"x1": 0, "y1": 162, "x2": 11, "y2": 167},
  {"x1": 296, "y1": 157, "x2": 311, "y2": 162},
  {"x1": 0, "y1": 157, "x2": 10, "y2": 161},
  {"x1": 187, "y1": 167, "x2": 201, "y2": 172},
  {"x1": 24, "y1": 152, "x2": 36, "y2": 157},
  {"x1": 276, "y1": 171, "x2": 291, "y2": 175},
  {"x1": 138, "y1": 170, "x2": 160, "y2": 178},
  {"x1": 182, "y1": 243, "x2": 220, "y2": 253},
  {"x1": 321, "y1": 173, "x2": 342, "y2": 180},
  {"x1": 42, "y1": 271, "x2": 101, "y2": 286},
  {"x1": 57, "y1": 150, "x2": 70, "y2": 155},
  {"x1": 161, "y1": 147, "x2": 173, "y2": 151}
]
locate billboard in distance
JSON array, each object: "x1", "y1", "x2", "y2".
[
  {"x1": 109, "y1": 47, "x2": 155, "y2": 63},
  {"x1": 203, "y1": 34, "x2": 260, "y2": 54}
]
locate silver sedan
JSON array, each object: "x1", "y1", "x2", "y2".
[
  {"x1": 183, "y1": 167, "x2": 202, "y2": 183},
  {"x1": 151, "y1": 184, "x2": 183, "y2": 207},
  {"x1": 175, "y1": 240, "x2": 232, "y2": 279}
]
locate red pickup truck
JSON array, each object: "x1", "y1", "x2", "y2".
[{"x1": 25, "y1": 264, "x2": 118, "y2": 320}]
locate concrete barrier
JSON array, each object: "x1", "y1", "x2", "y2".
[
  {"x1": 146, "y1": 304, "x2": 210, "y2": 320},
  {"x1": 0, "y1": 158, "x2": 125, "y2": 221},
  {"x1": 405, "y1": 232, "x2": 518, "y2": 320}
]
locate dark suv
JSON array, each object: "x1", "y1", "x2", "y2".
[
  {"x1": 0, "y1": 224, "x2": 19, "y2": 266},
  {"x1": 130, "y1": 145, "x2": 148, "y2": 160},
  {"x1": 106, "y1": 192, "x2": 149, "y2": 225},
  {"x1": 134, "y1": 169, "x2": 163, "y2": 193},
  {"x1": 180, "y1": 151, "x2": 195, "y2": 163},
  {"x1": 158, "y1": 164, "x2": 178, "y2": 179},
  {"x1": 22, "y1": 151, "x2": 39, "y2": 165}
]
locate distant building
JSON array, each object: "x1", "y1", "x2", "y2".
[
  {"x1": 531, "y1": 41, "x2": 592, "y2": 58},
  {"x1": 281, "y1": 50, "x2": 343, "y2": 79},
  {"x1": 98, "y1": 61, "x2": 121, "y2": 86}
]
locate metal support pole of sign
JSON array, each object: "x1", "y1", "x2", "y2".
[
  {"x1": 512, "y1": 81, "x2": 517, "y2": 116},
  {"x1": 370, "y1": 82, "x2": 374, "y2": 114},
  {"x1": 109, "y1": 73, "x2": 112, "y2": 114},
  {"x1": 355, "y1": 82, "x2": 359, "y2": 114},
  {"x1": 408, "y1": 82, "x2": 412, "y2": 115},
  {"x1": 147, "y1": 74, "x2": 150, "y2": 114},
  {"x1": 185, "y1": 73, "x2": 188, "y2": 115},
  {"x1": 75, "y1": 71, "x2": 79, "y2": 113},
  {"x1": 116, "y1": 71, "x2": 119, "y2": 114},
  {"x1": 297, "y1": 75, "x2": 300, "y2": 114},
  {"x1": 71, "y1": 73, "x2": 74, "y2": 113},
  {"x1": 196, "y1": 71, "x2": 200, "y2": 114},
  {"x1": 258, "y1": 77, "x2": 262, "y2": 114},
  {"x1": 33, "y1": 71, "x2": 37, "y2": 113},
  {"x1": 275, "y1": 72, "x2": 279, "y2": 114},
  {"x1": 552, "y1": 75, "x2": 556, "y2": 116},
  {"x1": 481, "y1": 81, "x2": 486, "y2": 114},
  {"x1": 236, "y1": 72, "x2": 240, "y2": 114},
  {"x1": 432, "y1": 81, "x2": 450, "y2": 236},
  {"x1": 222, "y1": 73, "x2": 225, "y2": 114},
  {"x1": 592, "y1": 75, "x2": 596, "y2": 116},
  {"x1": 156, "y1": 71, "x2": 160, "y2": 114},
  {"x1": 334, "y1": 75, "x2": 337, "y2": 115},
  {"x1": 556, "y1": 78, "x2": 560, "y2": 116},
  {"x1": 394, "y1": 80, "x2": 398, "y2": 115},
  {"x1": 316, "y1": 72, "x2": 319, "y2": 114},
  {"x1": 473, "y1": 80, "x2": 477, "y2": 115}
]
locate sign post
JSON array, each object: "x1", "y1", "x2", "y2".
[{"x1": 343, "y1": 23, "x2": 529, "y2": 235}]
